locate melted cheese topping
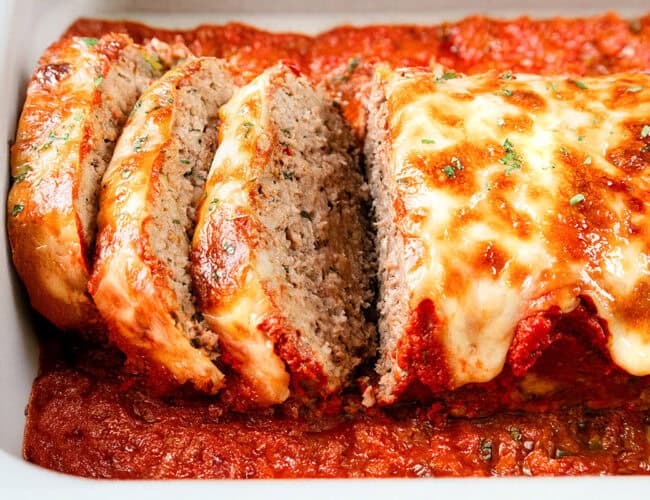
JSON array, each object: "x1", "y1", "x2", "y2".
[
  {"x1": 381, "y1": 68, "x2": 650, "y2": 386},
  {"x1": 194, "y1": 70, "x2": 291, "y2": 405}
]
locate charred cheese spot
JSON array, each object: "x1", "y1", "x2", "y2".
[{"x1": 379, "y1": 68, "x2": 650, "y2": 387}]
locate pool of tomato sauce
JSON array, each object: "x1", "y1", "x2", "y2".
[{"x1": 23, "y1": 13, "x2": 650, "y2": 478}]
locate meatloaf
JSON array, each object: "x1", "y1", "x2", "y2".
[
  {"x1": 89, "y1": 57, "x2": 235, "y2": 394},
  {"x1": 365, "y1": 66, "x2": 650, "y2": 404},
  {"x1": 8, "y1": 33, "x2": 165, "y2": 334},
  {"x1": 191, "y1": 63, "x2": 376, "y2": 406}
]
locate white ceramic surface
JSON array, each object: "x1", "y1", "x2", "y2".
[{"x1": 1, "y1": 0, "x2": 649, "y2": 496}]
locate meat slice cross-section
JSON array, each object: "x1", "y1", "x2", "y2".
[
  {"x1": 90, "y1": 57, "x2": 235, "y2": 394},
  {"x1": 191, "y1": 63, "x2": 376, "y2": 406}
]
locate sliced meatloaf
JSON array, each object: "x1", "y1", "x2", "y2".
[
  {"x1": 191, "y1": 63, "x2": 376, "y2": 406},
  {"x1": 8, "y1": 33, "x2": 165, "y2": 334},
  {"x1": 89, "y1": 58, "x2": 235, "y2": 394}
]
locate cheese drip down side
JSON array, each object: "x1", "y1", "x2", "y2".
[{"x1": 380, "y1": 68, "x2": 650, "y2": 387}]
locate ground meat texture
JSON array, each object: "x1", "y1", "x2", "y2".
[
  {"x1": 191, "y1": 63, "x2": 376, "y2": 407},
  {"x1": 89, "y1": 57, "x2": 235, "y2": 394}
]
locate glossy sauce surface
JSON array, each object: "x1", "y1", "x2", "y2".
[{"x1": 23, "y1": 13, "x2": 650, "y2": 477}]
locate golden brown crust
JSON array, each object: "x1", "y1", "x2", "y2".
[{"x1": 8, "y1": 33, "x2": 159, "y2": 333}]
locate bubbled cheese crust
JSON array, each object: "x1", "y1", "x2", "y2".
[
  {"x1": 8, "y1": 34, "x2": 162, "y2": 334},
  {"x1": 368, "y1": 67, "x2": 650, "y2": 402},
  {"x1": 90, "y1": 58, "x2": 234, "y2": 394}
]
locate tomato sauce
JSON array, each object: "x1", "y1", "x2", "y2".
[{"x1": 23, "y1": 12, "x2": 650, "y2": 478}]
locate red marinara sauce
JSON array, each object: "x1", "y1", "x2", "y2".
[{"x1": 22, "y1": 13, "x2": 650, "y2": 478}]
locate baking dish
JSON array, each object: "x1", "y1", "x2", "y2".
[{"x1": 1, "y1": 0, "x2": 649, "y2": 496}]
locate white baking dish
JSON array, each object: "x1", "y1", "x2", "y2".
[{"x1": 1, "y1": 0, "x2": 649, "y2": 496}]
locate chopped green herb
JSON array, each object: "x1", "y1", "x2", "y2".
[
  {"x1": 551, "y1": 81, "x2": 559, "y2": 92},
  {"x1": 183, "y1": 170, "x2": 193, "y2": 178},
  {"x1": 73, "y1": 110, "x2": 84, "y2": 121},
  {"x1": 222, "y1": 241, "x2": 236, "y2": 255},
  {"x1": 93, "y1": 74, "x2": 104, "y2": 88},
  {"x1": 281, "y1": 129, "x2": 292, "y2": 138},
  {"x1": 300, "y1": 210, "x2": 313, "y2": 221},
  {"x1": 500, "y1": 138, "x2": 522, "y2": 175},
  {"x1": 180, "y1": 159, "x2": 191, "y2": 165},
  {"x1": 40, "y1": 131, "x2": 70, "y2": 150},
  {"x1": 501, "y1": 71, "x2": 513, "y2": 80},
  {"x1": 571, "y1": 79, "x2": 588, "y2": 90},
  {"x1": 208, "y1": 198, "x2": 219, "y2": 211},
  {"x1": 334, "y1": 56, "x2": 361, "y2": 82},
  {"x1": 626, "y1": 85, "x2": 644, "y2": 93},
  {"x1": 441, "y1": 156, "x2": 464, "y2": 179},
  {"x1": 144, "y1": 53, "x2": 163, "y2": 72},
  {"x1": 81, "y1": 37, "x2": 99, "y2": 47},
  {"x1": 641, "y1": 124, "x2": 650, "y2": 139},
  {"x1": 560, "y1": 146, "x2": 569, "y2": 156},
  {"x1": 133, "y1": 134, "x2": 148, "y2": 153},
  {"x1": 129, "y1": 100, "x2": 143, "y2": 117},
  {"x1": 282, "y1": 171, "x2": 294, "y2": 180},
  {"x1": 243, "y1": 121, "x2": 254, "y2": 138},
  {"x1": 479, "y1": 438, "x2": 493, "y2": 462},
  {"x1": 437, "y1": 71, "x2": 458, "y2": 81},
  {"x1": 502, "y1": 87, "x2": 512, "y2": 97},
  {"x1": 584, "y1": 155, "x2": 592, "y2": 165},
  {"x1": 577, "y1": 135, "x2": 585, "y2": 142},
  {"x1": 442, "y1": 165, "x2": 456, "y2": 178},
  {"x1": 510, "y1": 427, "x2": 522, "y2": 441},
  {"x1": 12, "y1": 164, "x2": 31, "y2": 183},
  {"x1": 172, "y1": 219, "x2": 181, "y2": 225},
  {"x1": 421, "y1": 138, "x2": 436, "y2": 144},
  {"x1": 569, "y1": 193, "x2": 585, "y2": 206},
  {"x1": 396, "y1": 178, "x2": 409, "y2": 185},
  {"x1": 120, "y1": 169, "x2": 131, "y2": 179},
  {"x1": 485, "y1": 181, "x2": 492, "y2": 191},
  {"x1": 11, "y1": 204, "x2": 24, "y2": 217},
  {"x1": 555, "y1": 449, "x2": 571, "y2": 458},
  {"x1": 282, "y1": 265, "x2": 290, "y2": 274},
  {"x1": 348, "y1": 56, "x2": 360, "y2": 72}
]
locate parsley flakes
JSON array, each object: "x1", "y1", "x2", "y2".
[
  {"x1": 81, "y1": 37, "x2": 99, "y2": 47},
  {"x1": 133, "y1": 135, "x2": 148, "y2": 153},
  {"x1": 441, "y1": 156, "x2": 464, "y2": 179},
  {"x1": 626, "y1": 85, "x2": 643, "y2": 93},
  {"x1": 222, "y1": 241, "x2": 236, "y2": 255},
  {"x1": 571, "y1": 79, "x2": 588, "y2": 90},
  {"x1": 421, "y1": 138, "x2": 436, "y2": 144},
  {"x1": 500, "y1": 138, "x2": 522, "y2": 175},
  {"x1": 436, "y1": 71, "x2": 458, "y2": 81},
  {"x1": 569, "y1": 193, "x2": 585, "y2": 206},
  {"x1": 11, "y1": 204, "x2": 24, "y2": 217},
  {"x1": 641, "y1": 125, "x2": 650, "y2": 139}
]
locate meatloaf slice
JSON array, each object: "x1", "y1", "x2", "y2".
[
  {"x1": 8, "y1": 33, "x2": 165, "y2": 334},
  {"x1": 191, "y1": 63, "x2": 376, "y2": 406},
  {"x1": 90, "y1": 58, "x2": 235, "y2": 394}
]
